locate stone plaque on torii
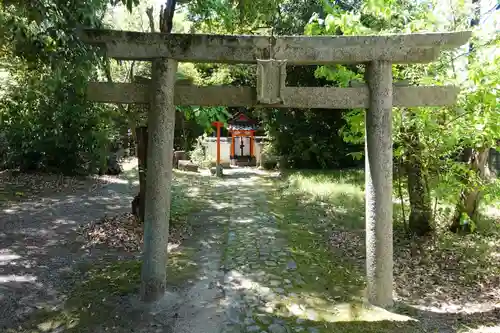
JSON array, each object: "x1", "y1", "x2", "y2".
[{"x1": 81, "y1": 28, "x2": 471, "y2": 305}]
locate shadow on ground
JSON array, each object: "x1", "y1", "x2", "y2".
[
  {"x1": 0, "y1": 167, "x2": 226, "y2": 332},
  {"x1": 2, "y1": 167, "x2": 499, "y2": 333},
  {"x1": 257, "y1": 169, "x2": 499, "y2": 333},
  {"x1": 0, "y1": 170, "x2": 137, "y2": 330}
]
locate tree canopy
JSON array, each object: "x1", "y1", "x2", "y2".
[{"x1": 0, "y1": 0, "x2": 498, "y2": 233}]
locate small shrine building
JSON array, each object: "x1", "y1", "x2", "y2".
[
  {"x1": 227, "y1": 111, "x2": 258, "y2": 166},
  {"x1": 207, "y1": 112, "x2": 262, "y2": 167}
]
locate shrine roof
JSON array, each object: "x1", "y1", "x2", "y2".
[
  {"x1": 228, "y1": 111, "x2": 256, "y2": 124},
  {"x1": 227, "y1": 111, "x2": 258, "y2": 131}
]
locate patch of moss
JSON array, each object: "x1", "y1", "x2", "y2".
[
  {"x1": 268, "y1": 188, "x2": 365, "y2": 303},
  {"x1": 21, "y1": 248, "x2": 201, "y2": 333},
  {"x1": 167, "y1": 247, "x2": 199, "y2": 287},
  {"x1": 261, "y1": 173, "x2": 426, "y2": 333}
]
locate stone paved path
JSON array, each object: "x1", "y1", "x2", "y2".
[
  {"x1": 218, "y1": 169, "x2": 324, "y2": 333},
  {"x1": 0, "y1": 166, "x2": 351, "y2": 333},
  {"x1": 3, "y1": 166, "x2": 496, "y2": 333}
]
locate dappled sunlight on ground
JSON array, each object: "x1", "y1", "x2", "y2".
[
  {"x1": 0, "y1": 158, "x2": 220, "y2": 331},
  {"x1": 278, "y1": 169, "x2": 500, "y2": 332},
  {"x1": 1, "y1": 164, "x2": 498, "y2": 332}
]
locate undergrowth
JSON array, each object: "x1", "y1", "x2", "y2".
[{"x1": 269, "y1": 169, "x2": 500, "y2": 332}]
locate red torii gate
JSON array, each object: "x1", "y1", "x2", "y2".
[{"x1": 211, "y1": 120, "x2": 223, "y2": 176}]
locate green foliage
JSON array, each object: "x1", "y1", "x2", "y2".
[
  {"x1": 0, "y1": 67, "x2": 117, "y2": 173},
  {"x1": 0, "y1": 0, "x2": 122, "y2": 174},
  {"x1": 115, "y1": 0, "x2": 141, "y2": 12},
  {"x1": 262, "y1": 108, "x2": 363, "y2": 169},
  {"x1": 182, "y1": 105, "x2": 231, "y2": 131},
  {"x1": 189, "y1": 135, "x2": 208, "y2": 166},
  {"x1": 185, "y1": 0, "x2": 362, "y2": 169},
  {"x1": 305, "y1": 0, "x2": 500, "y2": 207},
  {"x1": 457, "y1": 55, "x2": 500, "y2": 150},
  {"x1": 260, "y1": 141, "x2": 279, "y2": 169},
  {"x1": 459, "y1": 212, "x2": 477, "y2": 233},
  {"x1": 187, "y1": 0, "x2": 281, "y2": 33}
]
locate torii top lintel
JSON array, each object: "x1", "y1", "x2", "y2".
[{"x1": 80, "y1": 29, "x2": 471, "y2": 65}]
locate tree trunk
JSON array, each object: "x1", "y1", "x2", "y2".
[
  {"x1": 405, "y1": 154, "x2": 432, "y2": 236},
  {"x1": 401, "y1": 111, "x2": 433, "y2": 236},
  {"x1": 131, "y1": 76, "x2": 151, "y2": 221},
  {"x1": 450, "y1": 148, "x2": 490, "y2": 233},
  {"x1": 132, "y1": 126, "x2": 148, "y2": 222}
]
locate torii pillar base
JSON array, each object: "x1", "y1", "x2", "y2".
[{"x1": 215, "y1": 164, "x2": 224, "y2": 177}]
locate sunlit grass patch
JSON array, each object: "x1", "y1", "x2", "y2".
[
  {"x1": 281, "y1": 169, "x2": 365, "y2": 231},
  {"x1": 284, "y1": 169, "x2": 364, "y2": 203},
  {"x1": 266, "y1": 172, "x2": 367, "y2": 328},
  {"x1": 269, "y1": 169, "x2": 500, "y2": 332}
]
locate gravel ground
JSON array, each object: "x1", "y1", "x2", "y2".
[{"x1": 0, "y1": 165, "x2": 137, "y2": 331}]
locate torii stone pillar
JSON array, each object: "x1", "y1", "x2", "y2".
[
  {"x1": 80, "y1": 28, "x2": 471, "y2": 305},
  {"x1": 140, "y1": 58, "x2": 178, "y2": 301},
  {"x1": 365, "y1": 61, "x2": 393, "y2": 307}
]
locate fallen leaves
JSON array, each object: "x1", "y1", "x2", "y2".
[
  {"x1": 328, "y1": 229, "x2": 500, "y2": 311},
  {"x1": 0, "y1": 169, "x2": 112, "y2": 202},
  {"x1": 78, "y1": 213, "x2": 194, "y2": 252},
  {"x1": 79, "y1": 213, "x2": 143, "y2": 252},
  {"x1": 329, "y1": 230, "x2": 364, "y2": 261}
]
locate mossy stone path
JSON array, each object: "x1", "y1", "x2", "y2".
[{"x1": 219, "y1": 169, "x2": 326, "y2": 333}]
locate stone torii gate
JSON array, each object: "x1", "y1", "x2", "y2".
[{"x1": 81, "y1": 28, "x2": 471, "y2": 306}]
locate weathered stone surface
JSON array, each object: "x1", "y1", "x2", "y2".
[
  {"x1": 178, "y1": 160, "x2": 199, "y2": 172},
  {"x1": 215, "y1": 164, "x2": 223, "y2": 177},
  {"x1": 140, "y1": 58, "x2": 178, "y2": 302},
  {"x1": 80, "y1": 29, "x2": 471, "y2": 64},
  {"x1": 87, "y1": 82, "x2": 461, "y2": 108},
  {"x1": 247, "y1": 325, "x2": 261, "y2": 332},
  {"x1": 257, "y1": 59, "x2": 287, "y2": 104},
  {"x1": 210, "y1": 165, "x2": 224, "y2": 176},
  {"x1": 365, "y1": 60, "x2": 394, "y2": 307},
  {"x1": 244, "y1": 317, "x2": 256, "y2": 325},
  {"x1": 286, "y1": 260, "x2": 297, "y2": 270}
]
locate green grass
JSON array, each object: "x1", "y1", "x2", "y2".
[
  {"x1": 265, "y1": 172, "x2": 388, "y2": 332},
  {"x1": 264, "y1": 169, "x2": 500, "y2": 333}
]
